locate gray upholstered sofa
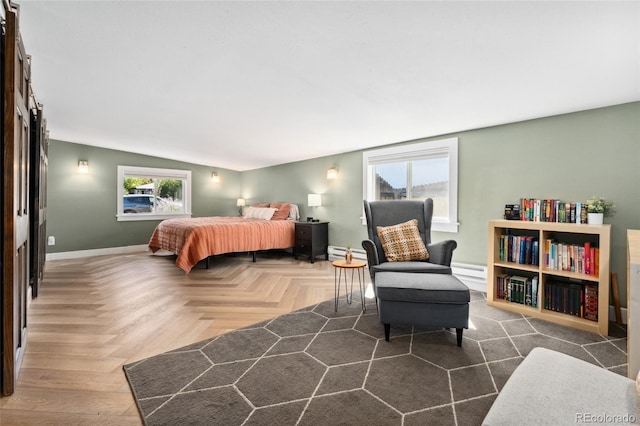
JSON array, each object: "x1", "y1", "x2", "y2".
[{"x1": 483, "y1": 347, "x2": 639, "y2": 425}]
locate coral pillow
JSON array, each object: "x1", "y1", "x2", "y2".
[
  {"x1": 252, "y1": 202, "x2": 270, "y2": 208},
  {"x1": 376, "y1": 219, "x2": 429, "y2": 262},
  {"x1": 244, "y1": 207, "x2": 277, "y2": 220},
  {"x1": 270, "y1": 202, "x2": 291, "y2": 220}
]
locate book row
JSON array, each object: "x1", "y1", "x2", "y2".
[
  {"x1": 499, "y1": 235, "x2": 539, "y2": 266},
  {"x1": 507, "y1": 199, "x2": 590, "y2": 223},
  {"x1": 495, "y1": 275, "x2": 598, "y2": 322},
  {"x1": 495, "y1": 275, "x2": 539, "y2": 307},
  {"x1": 545, "y1": 240, "x2": 599, "y2": 275},
  {"x1": 543, "y1": 281, "x2": 598, "y2": 321}
]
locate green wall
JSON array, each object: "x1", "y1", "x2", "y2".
[
  {"x1": 242, "y1": 102, "x2": 640, "y2": 304},
  {"x1": 47, "y1": 141, "x2": 241, "y2": 253},
  {"x1": 47, "y1": 102, "x2": 640, "y2": 304}
]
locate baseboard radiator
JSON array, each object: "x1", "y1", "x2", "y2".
[
  {"x1": 328, "y1": 245, "x2": 368, "y2": 261},
  {"x1": 328, "y1": 246, "x2": 487, "y2": 292},
  {"x1": 450, "y1": 262, "x2": 487, "y2": 292}
]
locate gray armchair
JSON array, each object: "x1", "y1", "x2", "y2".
[
  {"x1": 362, "y1": 199, "x2": 467, "y2": 345},
  {"x1": 361, "y1": 198, "x2": 457, "y2": 283}
]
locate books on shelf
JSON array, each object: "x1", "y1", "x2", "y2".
[
  {"x1": 496, "y1": 274, "x2": 597, "y2": 321},
  {"x1": 517, "y1": 198, "x2": 589, "y2": 223},
  {"x1": 499, "y1": 234, "x2": 539, "y2": 266},
  {"x1": 542, "y1": 280, "x2": 598, "y2": 322},
  {"x1": 545, "y1": 240, "x2": 599, "y2": 275},
  {"x1": 496, "y1": 274, "x2": 538, "y2": 308}
]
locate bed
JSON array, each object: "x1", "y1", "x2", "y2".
[{"x1": 148, "y1": 203, "x2": 299, "y2": 273}]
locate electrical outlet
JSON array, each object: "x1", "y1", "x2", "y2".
[{"x1": 47, "y1": 236, "x2": 55, "y2": 246}]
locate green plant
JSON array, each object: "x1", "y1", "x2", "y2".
[{"x1": 585, "y1": 197, "x2": 616, "y2": 217}]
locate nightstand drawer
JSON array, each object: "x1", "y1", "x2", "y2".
[{"x1": 295, "y1": 226, "x2": 312, "y2": 242}]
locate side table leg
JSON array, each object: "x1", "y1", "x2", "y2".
[
  {"x1": 334, "y1": 267, "x2": 339, "y2": 312},
  {"x1": 344, "y1": 268, "x2": 352, "y2": 305},
  {"x1": 358, "y1": 268, "x2": 365, "y2": 313},
  {"x1": 348, "y1": 268, "x2": 355, "y2": 304}
]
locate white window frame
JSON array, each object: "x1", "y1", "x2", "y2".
[
  {"x1": 362, "y1": 137, "x2": 459, "y2": 233},
  {"x1": 116, "y1": 165, "x2": 192, "y2": 222}
]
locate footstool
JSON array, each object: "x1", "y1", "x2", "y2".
[{"x1": 374, "y1": 271, "x2": 470, "y2": 346}]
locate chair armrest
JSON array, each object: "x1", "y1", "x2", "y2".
[
  {"x1": 361, "y1": 239, "x2": 379, "y2": 279},
  {"x1": 426, "y1": 240, "x2": 457, "y2": 267}
]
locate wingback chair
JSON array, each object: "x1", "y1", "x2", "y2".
[
  {"x1": 362, "y1": 198, "x2": 458, "y2": 283},
  {"x1": 362, "y1": 198, "x2": 468, "y2": 345}
]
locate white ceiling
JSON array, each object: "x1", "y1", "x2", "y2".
[{"x1": 16, "y1": 1, "x2": 640, "y2": 171}]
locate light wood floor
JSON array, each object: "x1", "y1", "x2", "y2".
[{"x1": 0, "y1": 250, "x2": 342, "y2": 425}]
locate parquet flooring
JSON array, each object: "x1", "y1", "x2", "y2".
[{"x1": 0, "y1": 250, "x2": 339, "y2": 425}]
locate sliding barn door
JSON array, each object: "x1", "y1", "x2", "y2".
[
  {"x1": 29, "y1": 104, "x2": 47, "y2": 298},
  {"x1": 2, "y1": 4, "x2": 31, "y2": 396}
]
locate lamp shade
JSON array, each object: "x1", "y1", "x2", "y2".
[
  {"x1": 236, "y1": 198, "x2": 246, "y2": 207},
  {"x1": 307, "y1": 194, "x2": 322, "y2": 207},
  {"x1": 327, "y1": 167, "x2": 338, "y2": 180}
]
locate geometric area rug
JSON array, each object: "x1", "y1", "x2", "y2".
[{"x1": 123, "y1": 290, "x2": 628, "y2": 426}]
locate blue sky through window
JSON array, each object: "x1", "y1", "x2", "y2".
[{"x1": 377, "y1": 157, "x2": 448, "y2": 188}]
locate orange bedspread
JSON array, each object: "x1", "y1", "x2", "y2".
[{"x1": 148, "y1": 217, "x2": 295, "y2": 273}]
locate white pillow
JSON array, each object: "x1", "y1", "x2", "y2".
[
  {"x1": 288, "y1": 204, "x2": 300, "y2": 220},
  {"x1": 244, "y1": 206, "x2": 277, "y2": 220}
]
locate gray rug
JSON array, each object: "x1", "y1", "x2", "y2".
[{"x1": 123, "y1": 290, "x2": 627, "y2": 426}]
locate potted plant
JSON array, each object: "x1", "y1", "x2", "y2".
[{"x1": 585, "y1": 197, "x2": 615, "y2": 224}]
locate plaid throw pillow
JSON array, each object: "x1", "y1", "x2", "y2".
[{"x1": 377, "y1": 219, "x2": 429, "y2": 262}]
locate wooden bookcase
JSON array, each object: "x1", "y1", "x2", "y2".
[
  {"x1": 487, "y1": 219, "x2": 610, "y2": 335},
  {"x1": 627, "y1": 229, "x2": 640, "y2": 379}
]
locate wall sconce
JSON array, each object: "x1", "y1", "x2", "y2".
[
  {"x1": 327, "y1": 167, "x2": 338, "y2": 180},
  {"x1": 211, "y1": 172, "x2": 220, "y2": 183},
  {"x1": 78, "y1": 160, "x2": 89, "y2": 174},
  {"x1": 236, "y1": 198, "x2": 246, "y2": 216},
  {"x1": 307, "y1": 193, "x2": 321, "y2": 221}
]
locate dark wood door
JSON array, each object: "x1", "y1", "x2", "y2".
[
  {"x1": 29, "y1": 104, "x2": 47, "y2": 298},
  {"x1": 2, "y1": 4, "x2": 31, "y2": 396}
]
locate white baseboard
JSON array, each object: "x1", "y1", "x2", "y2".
[
  {"x1": 610, "y1": 306, "x2": 628, "y2": 325},
  {"x1": 46, "y1": 244, "x2": 149, "y2": 261}
]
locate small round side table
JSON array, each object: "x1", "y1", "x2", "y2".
[{"x1": 332, "y1": 259, "x2": 367, "y2": 312}]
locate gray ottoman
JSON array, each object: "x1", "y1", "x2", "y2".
[{"x1": 375, "y1": 271, "x2": 470, "y2": 346}]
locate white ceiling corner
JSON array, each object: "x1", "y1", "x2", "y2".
[{"x1": 16, "y1": 0, "x2": 640, "y2": 171}]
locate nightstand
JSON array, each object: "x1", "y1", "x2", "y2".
[{"x1": 294, "y1": 221, "x2": 329, "y2": 263}]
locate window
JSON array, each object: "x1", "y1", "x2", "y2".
[
  {"x1": 117, "y1": 166, "x2": 192, "y2": 221},
  {"x1": 363, "y1": 138, "x2": 459, "y2": 232}
]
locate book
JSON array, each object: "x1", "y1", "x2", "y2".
[
  {"x1": 509, "y1": 276, "x2": 528, "y2": 304},
  {"x1": 584, "y1": 284, "x2": 598, "y2": 321},
  {"x1": 525, "y1": 278, "x2": 532, "y2": 306},
  {"x1": 584, "y1": 242, "x2": 591, "y2": 274}
]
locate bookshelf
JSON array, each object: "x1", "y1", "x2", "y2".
[
  {"x1": 487, "y1": 219, "x2": 610, "y2": 335},
  {"x1": 627, "y1": 229, "x2": 640, "y2": 379}
]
